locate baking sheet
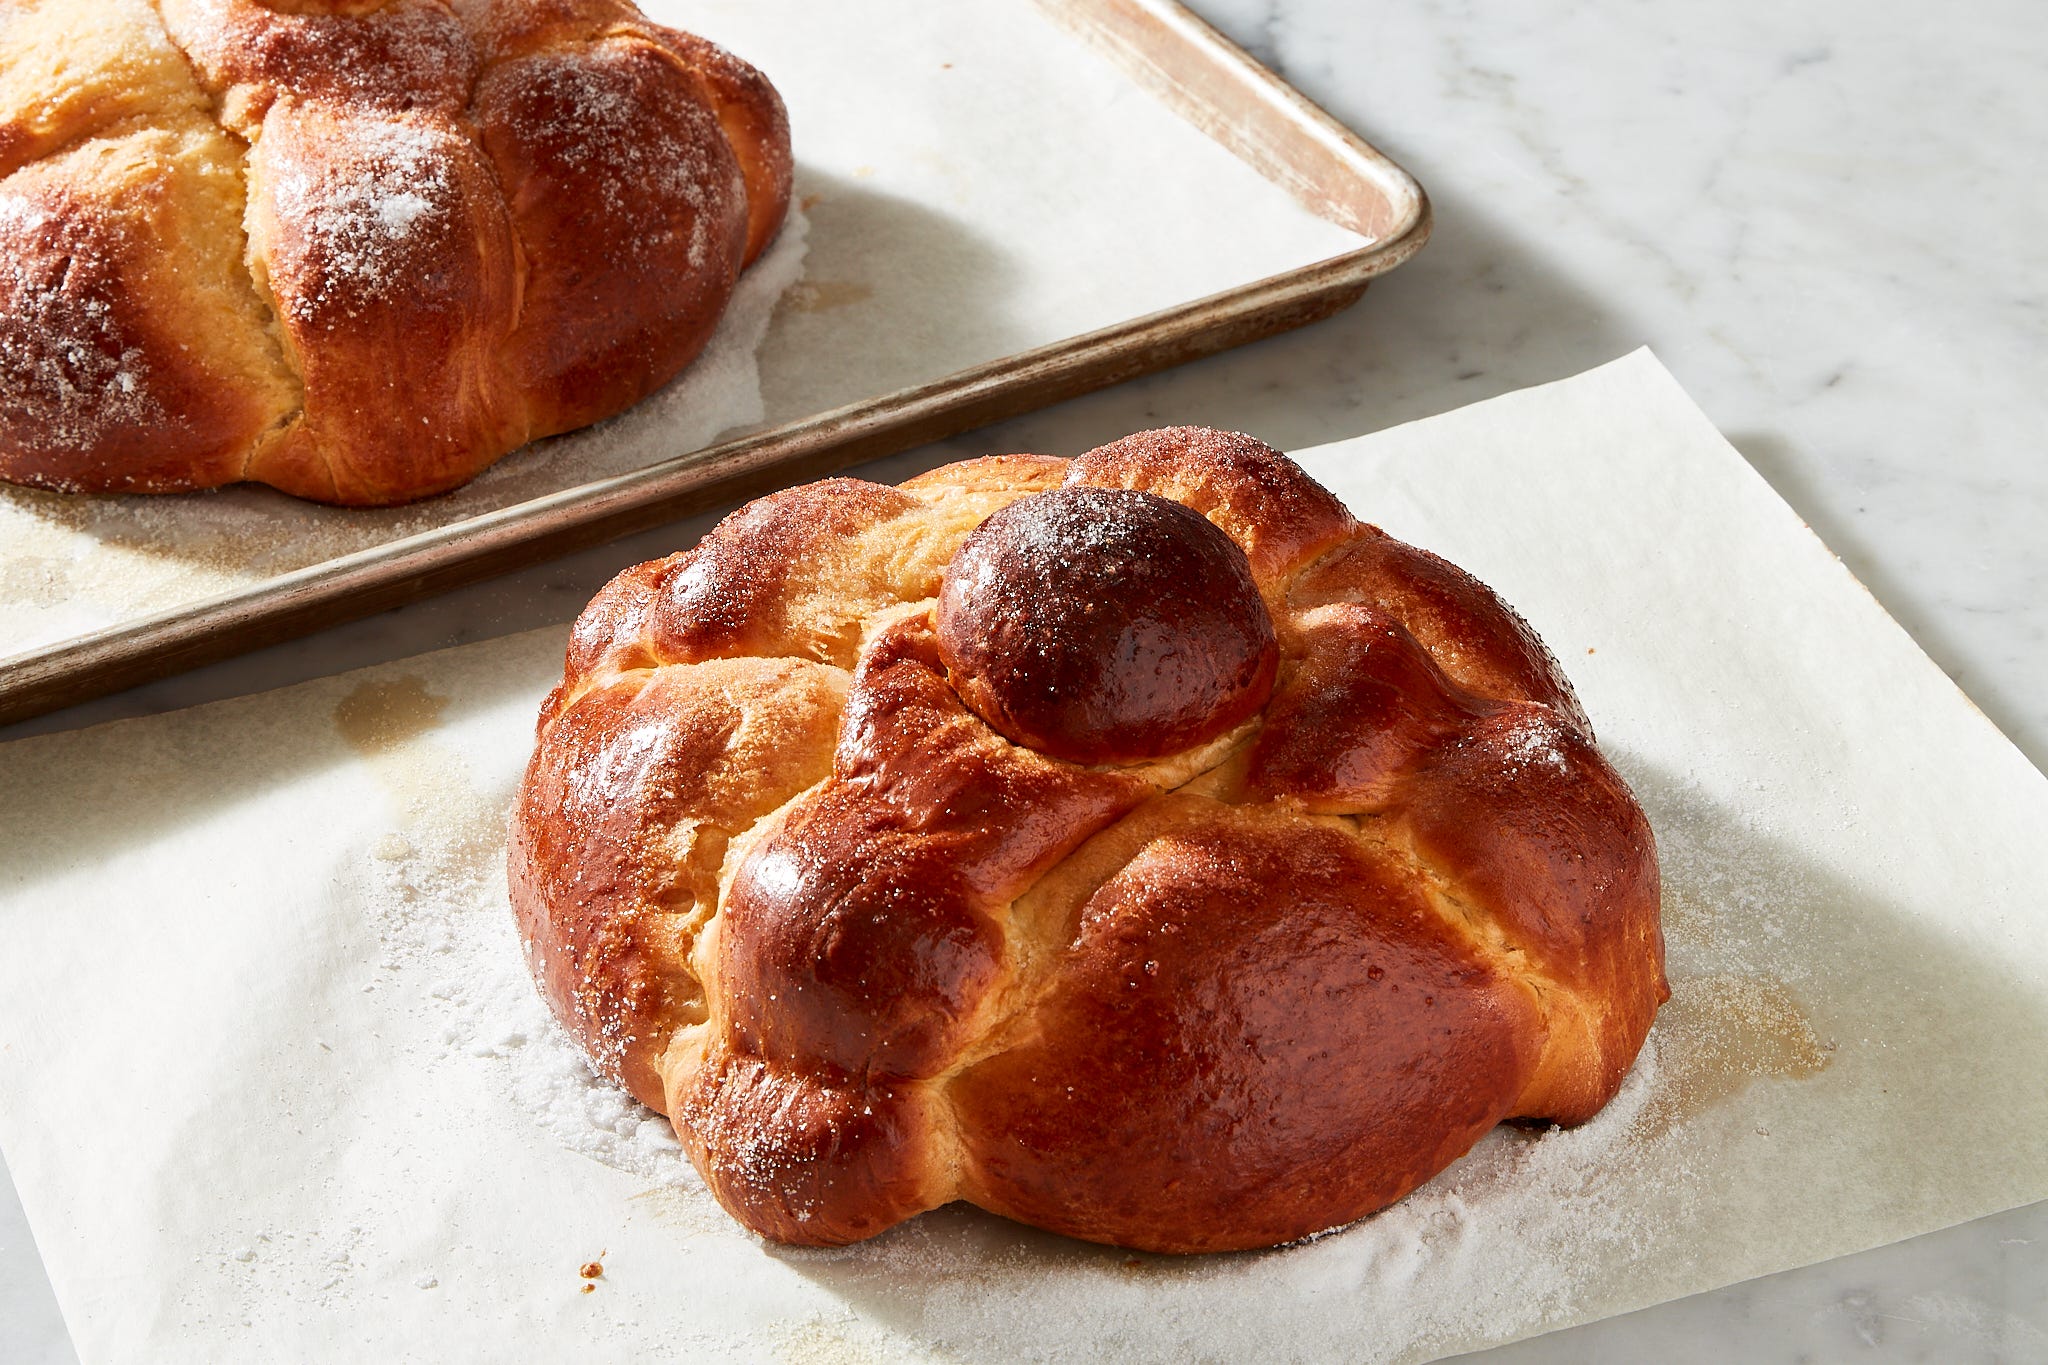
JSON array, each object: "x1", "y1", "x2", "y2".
[
  {"x1": 4, "y1": 351, "x2": 2046, "y2": 1363},
  {"x1": 0, "y1": 0, "x2": 1363, "y2": 664}
]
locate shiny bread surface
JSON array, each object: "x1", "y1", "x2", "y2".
[{"x1": 511, "y1": 428, "x2": 1667, "y2": 1252}]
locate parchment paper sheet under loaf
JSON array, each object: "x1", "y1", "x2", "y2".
[{"x1": 2, "y1": 352, "x2": 2045, "y2": 1363}]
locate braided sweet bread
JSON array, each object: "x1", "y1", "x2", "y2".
[
  {"x1": 0, "y1": 0, "x2": 789, "y2": 505},
  {"x1": 510, "y1": 427, "x2": 1667, "y2": 1253}
]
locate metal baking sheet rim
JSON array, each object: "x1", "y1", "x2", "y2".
[{"x1": 0, "y1": 0, "x2": 1431, "y2": 726}]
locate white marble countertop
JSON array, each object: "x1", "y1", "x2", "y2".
[{"x1": 5, "y1": 0, "x2": 2044, "y2": 1359}]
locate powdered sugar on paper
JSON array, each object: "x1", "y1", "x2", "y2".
[{"x1": 343, "y1": 714, "x2": 695, "y2": 1189}]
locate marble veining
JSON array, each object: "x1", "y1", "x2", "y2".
[
  {"x1": 3, "y1": 0, "x2": 2044, "y2": 1360},
  {"x1": 1186, "y1": 0, "x2": 2048, "y2": 776}
]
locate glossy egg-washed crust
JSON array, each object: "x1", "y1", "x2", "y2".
[
  {"x1": 510, "y1": 428, "x2": 1667, "y2": 1253},
  {"x1": 0, "y1": 0, "x2": 790, "y2": 505}
]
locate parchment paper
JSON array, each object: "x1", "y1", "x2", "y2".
[
  {"x1": 0, "y1": 0, "x2": 1363, "y2": 662},
  {"x1": 3, "y1": 352, "x2": 2046, "y2": 1363}
]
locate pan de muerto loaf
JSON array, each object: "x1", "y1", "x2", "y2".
[
  {"x1": 510, "y1": 427, "x2": 1667, "y2": 1253},
  {"x1": 0, "y1": 0, "x2": 789, "y2": 505}
]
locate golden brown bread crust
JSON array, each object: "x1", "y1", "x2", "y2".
[
  {"x1": 509, "y1": 428, "x2": 1668, "y2": 1252},
  {"x1": 951, "y1": 798, "x2": 1547, "y2": 1252},
  {"x1": 0, "y1": 0, "x2": 791, "y2": 505}
]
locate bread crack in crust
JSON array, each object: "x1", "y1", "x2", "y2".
[
  {"x1": 0, "y1": 0, "x2": 790, "y2": 504},
  {"x1": 511, "y1": 429, "x2": 1668, "y2": 1253}
]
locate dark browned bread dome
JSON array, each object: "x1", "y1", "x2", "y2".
[{"x1": 936, "y1": 486, "x2": 1279, "y2": 764}]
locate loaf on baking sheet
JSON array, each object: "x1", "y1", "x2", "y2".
[
  {"x1": 0, "y1": 0, "x2": 790, "y2": 505},
  {"x1": 510, "y1": 426, "x2": 1667, "y2": 1252}
]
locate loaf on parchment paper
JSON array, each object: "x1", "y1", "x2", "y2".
[
  {"x1": 0, "y1": 0, "x2": 790, "y2": 506},
  {"x1": 510, "y1": 426, "x2": 1668, "y2": 1253}
]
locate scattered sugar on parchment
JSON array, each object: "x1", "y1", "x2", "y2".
[
  {"x1": 348, "y1": 730, "x2": 692, "y2": 1187},
  {"x1": 214, "y1": 1223, "x2": 370, "y2": 1309},
  {"x1": 367, "y1": 874, "x2": 672, "y2": 1176}
]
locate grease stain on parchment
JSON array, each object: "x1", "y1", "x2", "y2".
[
  {"x1": 783, "y1": 280, "x2": 874, "y2": 313},
  {"x1": 1637, "y1": 972, "x2": 1833, "y2": 1138},
  {"x1": 772, "y1": 1313, "x2": 932, "y2": 1365},
  {"x1": 333, "y1": 676, "x2": 498, "y2": 865},
  {"x1": 1631, "y1": 792, "x2": 1840, "y2": 1139},
  {"x1": 628, "y1": 1181, "x2": 738, "y2": 1240},
  {"x1": 335, "y1": 676, "x2": 447, "y2": 755}
]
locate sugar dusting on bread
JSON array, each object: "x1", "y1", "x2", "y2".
[
  {"x1": 265, "y1": 118, "x2": 461, "y2": 324},
  {"x1": 1499, "y1": 709, "x2": 1573, "y2": 773},
  {"x1": 0, "y1": 0, "x2": 791, "y2": 504},
  {"x1": 0, "y1": 192, "x2": 164, "y2": 458},
  {"x1": 510, "y1": 42, "x2": 730, "y2": 249}
]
